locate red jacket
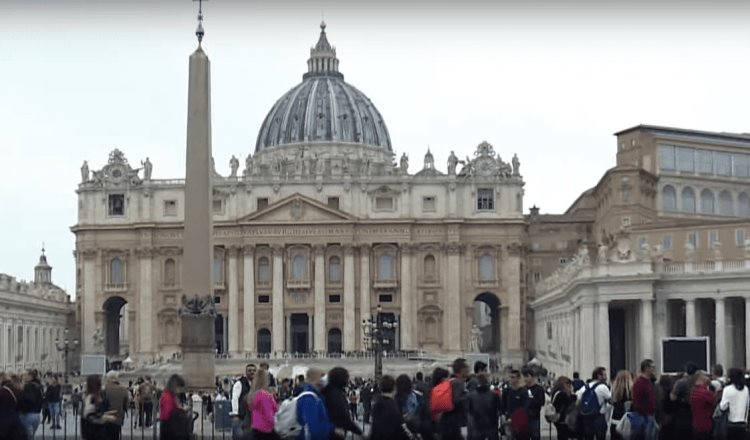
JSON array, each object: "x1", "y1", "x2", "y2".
[
  {"x1": 690, "y1": 384, "x2": 715, "y2": 434},
  {"x1": 632, "y1": 376, "x2": 655, "y2": 415}
]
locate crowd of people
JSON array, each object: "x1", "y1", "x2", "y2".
[{"x1": 2, "y1": 357, "x2": 750, "y2": 440}]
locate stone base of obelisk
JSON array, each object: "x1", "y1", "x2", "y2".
[{"x1": 181, "y1": 314, "x2": 215, "y2": 391}]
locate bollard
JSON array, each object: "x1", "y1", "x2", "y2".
[{"x1": 193, "y1": 394, "x2": 205, "y2": 436}]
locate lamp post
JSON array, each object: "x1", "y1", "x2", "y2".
[
  {"x1": 55, "y1": 328, "x2": 78, "y2": 384},
  {"x1": 361, "y1": 304, "x2": 398, "y2": 379}
]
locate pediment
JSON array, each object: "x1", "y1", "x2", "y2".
[{"x1": 240, "y1": 193, "x2": 356, "y2": 223}]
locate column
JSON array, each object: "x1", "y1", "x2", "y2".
[
  {"x1": 242, "y1": 245, "x2": 255, "y2": 353},
  {"x1": 446, "y1": 243, "x2": 461, "y2": 351},
  {"x1": 272, "y1": 246, "x2": 284, "y2": 353},
  {"x1": 359, "y1": 244, "x2": 371, "y2": 349},
  {"x1": 313, "y1": 245, "x2": 326, "y2": 352},
  {"x1": 641, "y1": 299, "x2": 654, "y2": 361},
  {"x1": 398, "y1": 244, "x2": 413, "y2": 350},
  {"x1": 506, "y1": 244, "x2": 524, "y2": 361},
  {"x1": 745, "y1": 298, "x2": 750, "y2": 367},
  {"x1": 686, "y1": 298, "x2": 697, "y2": 337},
  {"x1": 716, "y1": 297, "x2": 727, "y2": 367},
  {"x1": 597, "y1": 301, "x2": 610, "y2": 372},
  {"x1": 81, "y1": 250, "x2": 98, "y2": 353},
  {"x1": 343, "y1": 245, "x2": 356, "y2": 352},
  {"x1": 227, "y1": 246, "x2": 240, "y2": 355},
  {"x1": 138, "y1": 248, "x2": 154, "y2": 355},
  {"x1": 581, "y1": 303, "x2": 595, "y2": 379}
]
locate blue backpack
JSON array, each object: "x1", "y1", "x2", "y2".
[{"x1": 580, "y1": 382, "x2": 602, "y2": 416}]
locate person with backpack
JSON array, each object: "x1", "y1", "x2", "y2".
[
  {"x1": 276, "y1": 367, "x2": 335, "y2": 440},
  {"x1": 500, "y1": 369, "x2": 530, "y2": 440},
  {"x1": 432, "y1": 358, "x2": 470, "y2": 440},
  {"x1": 230, "y1": 363, "x2": 257, "y2": 440},
  {"x1": 522, "y1": 366, "x2": 546, "y2": 440},
  {"x1": 575, "y1": 367, "x2": 611, "y2": 440},
  {"x1": 548, "y1": 376, "x2": 576, "y2": 440},
  {"x1": 371, "y1": 375, "x2": 409, "y2": 440},
  {"x1": 322, "y1": 367, "x2": 363, "y2": 440},
  {"x1": 396, "y1": 374, "x2": 429, "y2": 440},
  {"x1": 468, "y1": 373, "x2": 501, "y2": 440},
  {"x1": 719, "y1": 368, "x2": 750, "y2": 440},
  {"x1": 138, "y1": 377, "x2": 155, "y2": 428},
  {"x1": 19, "y1": 369, "x2": 44, "y2": 439},
  {"x1": 159, "y1": 374, "x2": 192, "y2": 440},
  {"x1": 572, "y1": 373, "x2": 585, "y2": 393}
]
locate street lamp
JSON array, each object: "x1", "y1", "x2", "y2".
[
  {"x1": 361, "y1": 304, "x2": 398, "y2": 379},
  {"x1": 55, "y1": 328, "x2": 78, "y2": 384}
]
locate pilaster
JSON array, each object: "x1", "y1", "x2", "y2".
[
  {"x1": 242, "y1": 245, "x2": 255, "y2": 353},
  {"x1": 313, "y1": 245, "x2": 326, "y2": 352},
  {"x1": 716, "y1": 297, "x2": 727, "y2": 368},
  {"x1": 359, "y1": 244, "x2": 371, "y2": 350},
  {"x1": 640, "y1": 298, "x2": 654, "y2": 362},
  {"x1": 271, "y1": 245, "x2": 284, "y2": 353},
  {"x1": 81, "y1": 248, "x2": 98, "y2": 354},
  {"x1": 597, "y1": 300, "x2": 610, "y2": 373},
  {"x1": 136, "y1": 247, "x2": 155, "y2": 356},
  {"x1": 343, "y1": 244, "x2": 356, "y2": 352},
  {"x1": 445, "y1": 242, "x2": 462, "y2": 351},
  {"x1": 227, "y1": 246, "x2": 240, "y2": 355}
]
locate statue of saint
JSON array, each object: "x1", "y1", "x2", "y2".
[
  {"x1": 597, "y1": 242, "x2": 608, "y2": 264},
  {"x1": 141, "y1": 157, "x2": 153, "y2": 180},
  {"x1": 229, "y1": 155, "x2": 240, "y2": 177},
  {"x1": 244, "y1": 154, "x2": 254, "y2": 177},
  {"x1": 80, "y1": 161, "x2": 90, "y2": 183},
  {"x1": 470, "y1": 325, "x2": 483, "y2": 352},
  {"x1": 93, "y1": 327, "x2": 105, "y2": 350},
  {"x1": 399, "y1": 153, "x2": 409, "y2": 173},
  {"x1": 310, "y1": 153, "x2": 319, "y2": 175},
  {"x1": 360, "y1": 156, "x2": 370, "y2": 176},
  {"x1": 512, "y1": 153, "x2": 521, "y2": 176},
  {"x1": 447, "y1": 151, "x2": 458, "y2": 175},
  {"x1": 295, "y1": 149, "x2": 304, "y2": 175}
]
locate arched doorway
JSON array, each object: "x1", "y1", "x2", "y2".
[
  {"x1": 473, "y1": 292, "x2": 501, "y2": 353},
  {"x1": 103, "y1": 296, "x2": 127, "y2": 357},
  {"x1": 327, "y1": 328, "x2": 342, "y2": 354},
  {"x1": 257, "y1": 329, "x2": 271, "y2": 354}
]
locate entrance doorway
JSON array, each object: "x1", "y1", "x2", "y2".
[
  {"x1": 258, "y1": 329, "x2": 271, "y2": 354},
  {"x1": 291, "y1": 314, "x2": 309, "y2": 354},
  {"x1": 328, "y1": 328, "x2": 342, "y2": 354},
  {"x1": 473, "y1": 292, "x2": 501, "y2": 352},
  {"x1": 215, "y1": 315, "x2": 225, "y2": 355},
  {"x1": 103, "y1": 296, "x2": 127, "y2": 357}
]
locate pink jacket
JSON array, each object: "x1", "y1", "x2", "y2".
[{"x1": 250, "y1": 389, "x2": 279, "y2": 433}]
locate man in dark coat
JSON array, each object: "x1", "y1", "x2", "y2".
[
  {"x1": 322, "y1": 367, "x2": 363, "y2": 439},
  {"x1": 438, "y1": 358, "x2": 470, "y2": 440},
  {"x1": 468, "y1": 373, "x2": 501, "y2": 440}
]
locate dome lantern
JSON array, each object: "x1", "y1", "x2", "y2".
[{"x1": 304, "y1": 21, "x2": 343, "y2": 80}]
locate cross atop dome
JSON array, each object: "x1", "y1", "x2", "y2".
[{"x1": 305, "y1": 22, "x2": 343, "y2": 79}]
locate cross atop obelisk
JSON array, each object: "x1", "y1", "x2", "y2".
[{"x1": 180, "y1": 0, "x2": 216, "y2": 391}]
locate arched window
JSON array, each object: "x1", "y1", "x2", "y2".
[
  {"x1": 328, "y1": 256, "x2": 342, "y2": 283},
  {"x1": 479, "y1": 254, "x2": 494, "y2": 281},
  {"x1": 258, "y1": 257, "x2": 270, "y2": 284},
  {"x1": 291, "y1": 255, "x2": 307, "y2": 281},
  {"x1": 110, "y1": 257, "x2": 123, "y2": 285},
  {"x1": 378, "y1": 254, "x2": 394, "y2": 280},
  {"x1": 257, "y1": 329, "x2": 271, "y2": 354},
  {"x1": 738, "y1": 193, "x2": 750, "y2": 217},
  {"x1": 662, "y1": 185, "x2": 677, "y2": 211},
  {"x1": 213, "y1": 254, "x2": 223, "y2": 284},
  {"x1": 719, "y1": 191, "x2": 734, "y2": 216},
  {"x1": 700, "y1": 189, "x2": 715, "y2": 214},
  {"x1": 164, "y1": 258, "x2": 176, "y2": 286},
  {"x1": 423, "y1": 255, "x2": 436, "y2": 280},
  {"x1": 327, "y1": 328, "x2": 342, "y2": 354},
  {"x1": 681, "y1": 187, "x2": 696, "y2": 213}
]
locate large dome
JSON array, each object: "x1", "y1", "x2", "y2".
[{"x1": 255, "y1": 23, "x2": 392, "y2": 153}]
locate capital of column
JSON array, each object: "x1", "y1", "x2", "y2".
[
  {"x1": 446, "y1": 242, "x2": 462, "y2": 255},
  {"x1": 271, "y1": 245, "x2": 284, "y2": 257},
  {"x1": 80, "y1": 249, "x2": 99, "y2": 260},
  {"x1": 312, "y1": 244, "x2": 326, "y2": 256},
  {"x1": 226, "y1": 245, "x2": 241, "y2": 258},
  {"x1": 506, "y1": 242, "x2": 524, "y2": 256},
  {"x1": 400, "y1": 243, "x2": 416, "y2": 255},
  {"x1": 343, "y1": 244, "x2": 355, "y2": 255},
  {"x1": 241, "y1": 244, "x2": 255, "y2": 255},
  {"x1": 156, "y1": 247, "x2": 183, "y2": 256},
  {"x1": 134, "y1": 247, "x2": 156, "y2": 258},
  {"x1": 359, "y1": 243, "x2": 371, "y2": 254}
]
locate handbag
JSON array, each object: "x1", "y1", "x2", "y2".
[{"x1": 713, "y1": 404, "x2": 729, "y2": 440}]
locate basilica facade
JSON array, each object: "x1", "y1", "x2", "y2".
[{"x1": 73, "y1": 24, "x2": 527, "y2": 364}]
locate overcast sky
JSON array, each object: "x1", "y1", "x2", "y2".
[{"x1": 3, "y1": 0, "x2": 749, "y2": 295}]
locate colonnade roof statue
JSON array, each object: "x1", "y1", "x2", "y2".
[{"x1": 255, "y1": 21, "x2": 392, "y2": 152}]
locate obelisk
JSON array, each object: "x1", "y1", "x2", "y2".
[{"x1": 180, "y1": 1, "x2": 215, "y2": 391}]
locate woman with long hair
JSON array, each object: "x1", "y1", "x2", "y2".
[
  {"x1": 719, "y1": 368, "x2": 750, "y2": 440},
  {"x1": 322, "y1": 367, "x2": 363, "y2": 439},
  {"x1": 81, "y1": 375, "x2": 117, "y2": 440},
  {"x1": 550, "y1": 376, "x2": 576, "y2": 440},
  {"x1": 609, "y1": 370, "x2": 633, "y2": 440},
  {"x1": 249, "y1": 369, "x2": 279, "y2": 440}
]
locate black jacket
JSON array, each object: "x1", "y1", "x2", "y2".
[
  {"x1": 19, "y1": 381, "x2": 44, "y2": 414},
  {"x1": 468, "y1": 385, "x2": 501, "y2": 431},
  {"x1": 371, "y1": 395, "x2": 408, "y2": 440},
  {"x1": 322, "y1": 385, "x2": 363, "y2": 437}
]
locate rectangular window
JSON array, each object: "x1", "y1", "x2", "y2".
[
  {"x1": 559, "y1": 258, "x2": 567, "y2": 265},
  {"x1": 709, "y1": 230, "x2": 719, "y2": 246},
  {"x1": 213, "y1": 296, "x2": 221, "y2": 304},
  {"x1": 477, "y1": 189, "x2": 494, "y2": 211},
  {"x1": 622, "y1": 217, "x2": 631, "y2": 227},
  {"x1": 662, "y1": 235, "x2": 673, "y2": 250},
  {"x1": 212, "y1": 199, "x2": 224, "y2": 213},
  {"x1": 257, "y1": 198, "x2": 269, "y2": 210},
  {"x1": 163, "y1": 200, "x2": 177, "y2": 216},
  {"x1": 659, "y1": 145, "x2": 676, "y2": 170},
  {"x1": 328, "y1": 294, "x2": 341, "y2": 303},
  {"x1": 733, "y1": 154, "x2": 750, "y2": 177},
  {"x1": 675, "y1": 147, "x2": 695, "y2": 172},
  {"x1": 422, "y1": 196, "x2": 436, "y2": 212},
  {"x1": 108, "y1": 194, "x2": 125, "y2": 216},
  {"x1": 621, "y1": 190, "x2": 631, "y2": 203},
  {"x1": 737, "y1": 229, "x2": 747, "y2": 246},
  {"x1": 688, "y1": 232, "x2": 699, "y2": 248},
  {"x1": 258, "y1": 295, "x2": 270, "y2": 304},
  {"x1": 378, "y1": 294, "x2": 393, "y2": 303},
  {"x1": 715, "y1": 152, "x2": 732, "y2": 176},
  {"x1": 375, "y1": 197, "x2": 394, "y2": 211},
  {"x1": 327, "y1": 197, "x2": 340, "y2": 210},
  {"x1": 696, "y1": 149, "x2": 713, "y2": 174},
  {"x1": 533, "y1": 272, "x2": 542, "y2": 283}
]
